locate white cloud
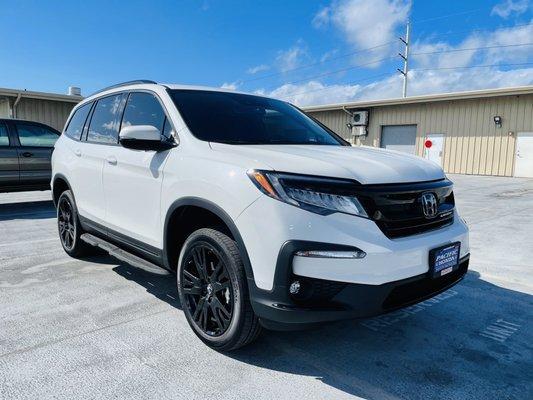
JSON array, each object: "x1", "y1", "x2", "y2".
[
  {"x1": 491, "y1": 0, "x2": 529, "y2": 18},
  {"x1": 312, "y1": 7, "x2": 330, "y2": 28},
  {"x1": 276, "y1": 42, "x2": 308, "y2": 72},
  {"x1": 412, "y1": 21, "x2": 533, "y2": 68},
  {"x1": 261, "y1": 67, "x2": 533, "y2": 106},
  {"x1": 247, "y1": 64, "x2": 270, "y2": 75},
  {"x1": 221, "y1": 82, "x2": 239, "y2": 90},
  {"x1": 314, "y1": 0, "x2": 411, "y2": 64}
]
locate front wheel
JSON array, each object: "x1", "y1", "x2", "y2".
[{"x1": 177, "y1": 228, "x2": 261, "y2": 351}]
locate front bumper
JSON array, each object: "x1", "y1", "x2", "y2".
[{"x1": 250, "y1": 241, "x2": 469, "y2": 330}]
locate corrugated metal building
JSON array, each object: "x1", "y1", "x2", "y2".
[
  {"x1": 305, "y1": 86, "x2": 533, "y2": 177},
  {"x1": 0, "y1": 87, "x2": 82, "y2": 131}
]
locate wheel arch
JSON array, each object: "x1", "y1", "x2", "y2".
[
  {"x1": 52, "y1": 173, "x2": 73, "y2": 207},
  {"x1": 163, "y1": 197, "x2": 254, "y2": 282}
]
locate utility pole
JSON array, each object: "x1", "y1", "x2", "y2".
[{"x1": 397, "y1": 20, "x2": 410, "y2": 98}]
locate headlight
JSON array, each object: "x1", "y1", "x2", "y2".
[{"x1": 247, "y1": 170, "x2": 368, "y2": 218}]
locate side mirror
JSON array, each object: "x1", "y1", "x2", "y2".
[{"x1": 119, "y1": 125, "x2": 173, "y2": 151}]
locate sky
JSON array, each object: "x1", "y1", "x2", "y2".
[{"x1": 1, "y1": 0, "x2": 532, "y2": 106}]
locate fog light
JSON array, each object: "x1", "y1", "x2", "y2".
[
  {"x1": 295, "y1": 250, "x2": 366, "y2": 259},
  {"x1": 289, "y1": 280, "x2": 301, "y2": 294}
]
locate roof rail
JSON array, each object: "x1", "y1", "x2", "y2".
[{"x1": 90, "y1": 80, "x2": 157, "y2": 96}]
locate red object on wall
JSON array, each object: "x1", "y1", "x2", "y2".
[{"x1": 424, "y1": 139, "x2": 432, "y2": 148}]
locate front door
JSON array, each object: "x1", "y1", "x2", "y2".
[
  {"x1": 515, "y1": 132, "x2": 533, "y2": 178},
  {"x1": 13, "y1": 122, "x2": 59, "y2": 186},
  {"x1": 424, "y1": 133, "x2": 445, "y2": 166},
  {"x1": 103, "y1": 91, "x2": 173, "y2": 249}
]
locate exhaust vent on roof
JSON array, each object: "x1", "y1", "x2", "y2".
[{"x1": 68, "y1": 86, "x2": 82, "y2": 96}]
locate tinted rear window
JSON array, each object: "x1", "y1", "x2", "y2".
[
  {"x1": 169, "y1": 90, "x2": 343, "y2": 145},
  {"x1": 65, "y1": 102, "x2": 92, "y2": 140}
]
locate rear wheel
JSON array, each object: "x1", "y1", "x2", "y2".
[
  {"x1": 177, "y1": 228, "x2": 261, "y2": 351},
  {"x1": 57, "y1": 190, "x2": 91, "y2": 257}
]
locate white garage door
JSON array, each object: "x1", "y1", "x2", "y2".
[
  {"x1": 380, "y1": 125, "x2": 417, "y2": 154},
  {"x1": 515, "y1": 132, "x2": 533, "y2": 178}
]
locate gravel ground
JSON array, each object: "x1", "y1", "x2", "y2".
[{"x1": 0, "y1": 174, "x2": 532, "y2": 399}]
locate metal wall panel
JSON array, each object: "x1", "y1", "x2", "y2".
[
  {"x1": 308, "y1": 93, "x2": 533, "y2": 177},
  {"x1": 14, "y1": 97, "x2": 76, "y2": 132}
]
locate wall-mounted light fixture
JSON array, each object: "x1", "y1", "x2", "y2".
[{"x1": 493, "y1": 116, "x2": 502, "y2": 128}]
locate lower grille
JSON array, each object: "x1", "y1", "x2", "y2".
[
  {"x1": 382, "y1": 258, "x2": 468, "y2": 310},
  {"x1": 290, "y1": 275, "x2": 347, "y2": 304}
]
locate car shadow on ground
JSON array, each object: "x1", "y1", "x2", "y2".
[
  {"x1": 0, "y1": 200, "x2": 55, "y2": 221},
  {"x1": 109, "y1": 260, "x2": 532, "y2": 399},
  {"x1": 112, "y1": 262, "x2": 182, "y2": 310}
]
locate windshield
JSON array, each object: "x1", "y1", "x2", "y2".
[{"x1": 169, "y1": 89, "x2": 346, "y2": 145}]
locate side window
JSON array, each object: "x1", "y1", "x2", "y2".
[
  {"x1": 121, "y1": 92, "x2": 166, "y2": 132},
  {"x1": 65, "y1": 102, "x2": 92, "y2": 140},
  {"x1": 0, "y1": 123, "x2": 9, "y2": 146},
  {"x1": 87, "y1": 94, "x2": 124, "y2": 144},
  {"x1": 16, "y1": 124, "x2": 59, "y2": 147}
]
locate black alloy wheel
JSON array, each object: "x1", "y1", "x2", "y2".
[
  {"x1": 58, "y1": 196, "x2": 76, "y2": 251},
  {"x1": 181, "y1": 243, "x2": 233, "y2": 336},
  {"x1": 177, "y1": 228, "x2": 261, "y2": 350},
  {"x1": 56, "y1": 190, "x2": 91, "y2": 257}
]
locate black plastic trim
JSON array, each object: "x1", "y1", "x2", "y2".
[
  {"x1": 78, "y1": 215, "x2": 163, "y2": 266},
  {"x1": 250, "y1": 239, "x2": 470, "y2": 330},
  {"x1": 162, "y1": 197, "x2": 254, "y2": 280}
]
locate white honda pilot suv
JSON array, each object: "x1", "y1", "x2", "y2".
[{"x1": 52, "y1": 80, "x2": 470, "y2": 350}]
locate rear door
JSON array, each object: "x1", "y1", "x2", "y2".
[
  {"x1": 0, "y1": 121, "x2": 19, "y2": 190},
  {"x1": 73, "y1": 93, "x2": 126, "y2": 225},
  {"x1": 13, "y1": 122, "x2": 59, "y2": 186}
]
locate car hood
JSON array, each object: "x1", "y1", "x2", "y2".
[{"x1": 209, "y1": 143, "x2": 445, "y2": 184}]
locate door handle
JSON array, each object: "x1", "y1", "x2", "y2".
[
  {"x1": 21, "y1": 151, "x2": 33, "y2": 158},
  {"x1": 74, "y1": 149, "x2": 81, "y2": 157},
  {"x1": 106, "y1": 156, "x2": 117, "y2": 165}
]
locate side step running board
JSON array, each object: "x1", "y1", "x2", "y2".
[{"x1": 80, "y1": 233, "x2": 162, "y2": 272}]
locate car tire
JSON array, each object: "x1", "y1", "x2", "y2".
[
  {"x1": 177, "y1": 228, "x2": 261, "y2": 351},
  {"x1": 57, "y1": 190, "x2": 91, "y2": 258}
]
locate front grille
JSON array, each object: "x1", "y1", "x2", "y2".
[{"x1": 355, "y1": 179, "x2": 455, "y2": 239}]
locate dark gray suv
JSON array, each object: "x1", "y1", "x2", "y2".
[{"x1": 0, "y1": 119, "x2": 60, "y2": 193}]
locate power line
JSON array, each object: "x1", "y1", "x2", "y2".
[
  {"x1": 266, "y1": 43, "x2": 533, "y2": 94},
  {"x1": 263, "y1": 55, "x2": 396, "y2": 90},
  {"x1": 412, "y1": 62, "x2": 533, "y2": 72},
  {"x1": 239, "y1": 41, "x2": 396, "y2": 85},
  {"x1": 411, "y1": 42, "x2": 533, "y2": 57},
  {"x1": 410, "y1": 22, "x2": 533, "y2": 42},
  {"x1": 411, "y1": 7, "x2": 487, "y2": 24},
  {"x1": 280, "y1": 73, "x2": 395, "y2": 98}
]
